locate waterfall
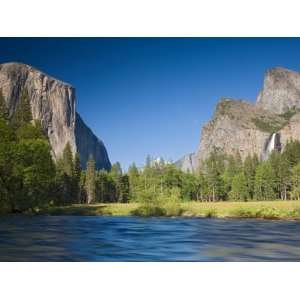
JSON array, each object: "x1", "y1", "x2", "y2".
[
  {"x1": 267, "y1": 133, "x2": 276, "y2": 153},
  {"x1": 262, "y1": 133, "x2": 281, "y2": 160}
]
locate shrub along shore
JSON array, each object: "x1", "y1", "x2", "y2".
[{"x1": 38, "y1": 201, "x2": 300, "y2": 220}]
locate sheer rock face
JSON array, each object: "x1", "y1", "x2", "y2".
[
  {"x1": 0, "y1": 62, "x2": 111, "y2": 170},
  {"x1": 191, "y1": 67, "x2": 300, "y2": 171},
  {"x1": 257, "y1": 67, "x2": 300, "y2": 114},
  {"x1": 194, "y1": 99, "x2": 271, "y2": 169},
  {"x1": 75, "y1": 113, "x2": 111, "y2": 170}
]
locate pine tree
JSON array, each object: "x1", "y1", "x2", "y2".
[
  {"x1": 0, "y1": 88, "x2": 8, "y2": 121},
  {"x1": 73, "y1": 152, "x2": 81, "y2": 202},
  {"x1": 128, "y1": 163, "x2": 140, "y2": 200},
  {"x1": 11, "y1": 89, "x2": 33, "y2": 129},
  {"x1": 244, "y1": 154, "x2": 259, "y2": 199},
  {"x1": 222, "y1": 153, "x2": 242, "y2": 198},
  {"x1": 61, "y1": 142, "x2": 74, "y2": 177},
  {"x1": 119, "y1": 174, "x2": 130, "y2": 203},
  {"x1": 111, "y1": 162, "x2": 123, "y2": 201},
  {"x1": 282, "y1": 139, "x2": 300, "y2": 168},
  {"x1": 55, "y1": 142, "x2": 74, "y2": 204},
  {"x1": 85, "y1": 156, "x2": 96, "y2": 204},
  {"x1": 254, "y1": 161, "x2": 276, "y2": 200},
  {"x1": 205, "y1": 149, "x2": 225, "y2": 201},
  {"x1": 229, "y1": 172, "x2": 249, "y2": 201},
  {"x1": 291, "y1": 163, "x2": 300, "y2": 200},
  {"x1": 269, "y1": 151, "x2": 290, "y2": 200},
  {"x1": 111, "y1": 162, "x2": 123, "y2": 178}
]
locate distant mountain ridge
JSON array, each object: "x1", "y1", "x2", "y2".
[
  {"x1": 178, "y1": 67, "x2": 300, "y2": 171},
  {"x1": 0, "y1": 62, "x2": 111, "y2": 170}
]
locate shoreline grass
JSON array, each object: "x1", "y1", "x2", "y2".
[{"x1": 37, "y1": 201, "x2": 300, "y2": 220}]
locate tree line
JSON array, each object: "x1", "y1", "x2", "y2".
[{"x1": 2, "y1": 87, "x2": 300, "y2": 214}]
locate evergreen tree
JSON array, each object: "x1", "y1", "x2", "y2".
[
  {"x1": 13, "y1": 138, "x2": 55, "y2": 211},
  {"x1": 128, "y1": 163, "x2": 140, "y2": 200},
  {"x1": 11, "y1": 89, "x2": 32, "y2": 129},
  {"x1": 61, "y1": 142, "x2": 74, "y2": 177},
  {"x1": 73, "y1": 153, "x2": 81, "y2": 202},
  {"x1": 243, "y1": 154, "x2": 259, "y2": 199},
  {"x1": 85, "y1": 156, "x2": 96, "y2": 204},
  {"x1": 0, "y1": 118, "x2": 16, "y2": 212},
  {"x1": 95, "y1": 170, "x2": 118, "y2": 202},
  {"x1": 269, "y1": 151, "x2": 290, "y2": 200},
  {"x1": 229, "y1": 172, "x2": 249, "y2": 201},
  {"x1": 195, "y1": 171, "x2": 209, "y2": 201},
  {"x1": 55, "y1": 143, "x2": 75, "y2": 204},
  {"x1": 119, "y1": 174, "x2": 130, "y2": 202},
  {"x1": 222, "y1": 153, "x2": 242, "y2": 198},
  {"x1": 111, "y1": 162, "x2": 123, "y2": 201},
  {"x1": 291, "y1": 163, "x2": 300, "y2": 200},
  {"x1": 254, "y1": 161, "x2": 276, "y2": 200},
  {"x1": 205, "y1": 149, "x2": 225, "y2": 201},
  {"x1": 111, "y1": 162, "x2": 123, "y2": 178},
  {"x1": 0, "y1": 88, "x2": 8, "y2": 121},
  {"x1": 282, "y1": 139, "x2": 300, "y2": 168}
]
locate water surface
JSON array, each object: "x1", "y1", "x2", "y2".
[{"x1": 0, "y1": 216, "x2": 300, "y2": 261}]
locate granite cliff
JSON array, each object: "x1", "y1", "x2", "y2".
[
  {"x1": 0, "y1": 62, "x2": 111, "y2": 170},
  {"x1": 181, "y1": 67, "x2": 300, "y2": 171}
]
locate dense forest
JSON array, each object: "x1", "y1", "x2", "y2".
[{"x1": 2, "y1": 88, "x2": 300, "y2": 214}]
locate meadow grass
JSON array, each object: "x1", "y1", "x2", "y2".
[{"x1": 39, "y1": 200, "x2": 300, "y2": 220}]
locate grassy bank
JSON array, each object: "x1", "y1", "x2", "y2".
[{"x1": 39, "y1": 201, "x2": 300, "y2": 220}]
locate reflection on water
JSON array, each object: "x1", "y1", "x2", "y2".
[{"x1": 0, "y1": 216, "x2": 300, "y2": 261}]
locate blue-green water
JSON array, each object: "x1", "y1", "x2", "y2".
[{"x1": 1, "y1": 216, "x2": 300, "y2": 261}]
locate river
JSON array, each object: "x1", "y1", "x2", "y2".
[{"x1": 0, "y1": 215, "x2": 300, "y2": 261}]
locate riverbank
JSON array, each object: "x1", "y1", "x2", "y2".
[{"x1": 38, "y1": 200, "x2": 300, "y2": 220}]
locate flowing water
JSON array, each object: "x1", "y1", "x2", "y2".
[{"x1": 1, "y1": 215, "x2": 300, "y2": 261}]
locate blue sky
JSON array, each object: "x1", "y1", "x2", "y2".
[{"x1": 1, "y1": 38, "x2": 300, "y2": 169}]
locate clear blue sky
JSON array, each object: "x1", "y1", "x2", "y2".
[{"x1": 1, "y1": 38, "x2": 300, "y2": 169}]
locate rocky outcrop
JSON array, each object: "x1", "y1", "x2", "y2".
[
  {"x1": 257, "y1": 67, "x2": 300, "y2": 114},
  {"x1": 0, "y1": 62, "x2": 111, "y2": 170},
  {"x1": 184, "y1": 67, "x2": 300, "y2": 172},
  {"x1": 75, "y1": 113, "x2": 111, "y2": 170}
]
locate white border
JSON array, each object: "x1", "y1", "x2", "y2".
[
  {"x1": 1, "y1": 0, "x2": 300, "y2": 299},
  {"x1": 1, "y1": 0, "x2": 300, "y2": 37},
  {"x1": 0, "y1": 262, "x2": 299, "y2": 300}
]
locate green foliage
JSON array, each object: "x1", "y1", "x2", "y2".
[
  {"x1": 232, "y1": 206, "x2": 281, "y2": 219},
  {"x1": 0, "y1": 119, "x2": 55, "y2": 213},
  {"x1": 243, "y1": 154, "x2": 259, "y2": 199},
  {"x1": 0, "y1": 88, "x2": 9, "y2": 121},
  {"x1": 229, "y1": 172, "x2": 249, "y2": 201},
  {"x1": 254, "y1": 161, "x2": 276, "y2": 200},
  {"x1": 10, "y1": 89, "x2": 33, "y2": 130},
  {"x1": 291, "y1": 163, "x2": 300, "y2": 200},
  {"x1": 279, "y1": 108, "x2": 300, "y2": 121},
  {"x1": 85, "y1": 156, "x2": 96, "y2": 204},
  {"x1": 205, "y1": 149, "x2": 226, "y2": 201},
  {"x1": 0, "y1": 118, "x2": 16, "y2": 212},
  {"x1": 95, "y1": 170, "x2": 117, "y2": 202},
  {"x1": 55, "y1": 143, "x2": 80, "y2": 205},
  {"x1": 13, "y1": 138, "x2": 55, "y2": 211},
  {"x1": 252, "y1": 117, "x2": 287, "y2": 133},
  {"x1": 16, "y1": 121, "x2": 45, "y2": 140},
  {"x1": 282, "y1": 139, "x2": 300, "y2": 167},
  {"x1": 119, "y1": 174, "x2": 130, "y2": 202}
]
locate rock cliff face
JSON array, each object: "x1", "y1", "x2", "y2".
[
  {"x1": 188, "y1": 67, "x2": 300, "y2": 171},
  {"x1": 75, "y1": 113, "x2": 111, "y2": 170},
  {"x1": 0, "y1": 62, "x2": 111, "y2": 170},
  {"x1": 257, "y1": 67, "x2": 300, "y2": 114}
]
